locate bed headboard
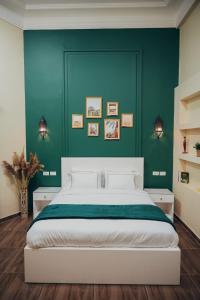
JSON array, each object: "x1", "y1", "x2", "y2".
[{"x1": 61, "y1": 157, "x2": 144, "y2": 190}]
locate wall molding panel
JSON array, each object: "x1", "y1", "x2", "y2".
[{"x1": 64, "y1": 50, "x2": 142, "y2": 157}]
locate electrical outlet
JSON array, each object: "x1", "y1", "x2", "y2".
[
  {"x1": 152, "y1": 171, "x2": 159, "y2": 176},
  {"x1": 43, "y1": 171, "x2": 49, "y2": 176},
  {"x1": 50, "y1": 171, "x2": 56, "y2": 176},
  {"x1": 160, "y1": 171, "x2": 166, "y2": 176}
]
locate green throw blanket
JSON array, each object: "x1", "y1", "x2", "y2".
[{"x1": 29, "y1": 204, "x2": 174, "y2": 230}]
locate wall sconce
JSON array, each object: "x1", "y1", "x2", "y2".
[
  {"x1": 38, "y1": 116, "x2": 48, "y2": 139},
  {"x1": 154, "y1": 116, "x2": 164, "y2": 139}
]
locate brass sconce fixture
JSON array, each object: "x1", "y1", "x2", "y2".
[
  {"x1": 39, "y1": 116, "x2": 48, "y2": 139},
  {"x1": 154, "y1": 116, "x2": 164, "y2": 139}
]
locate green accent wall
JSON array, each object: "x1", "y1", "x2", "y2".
[{"x1": 24, "y1": 29, "x2": 179, "y2": 208}]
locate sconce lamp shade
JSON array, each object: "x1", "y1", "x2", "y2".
[
  {"x1": 39, "y1": 116, "x2": 47, "y2": 139},
  {"x1": 154, "y1": 116, "x2": 164, "y2": 139}
]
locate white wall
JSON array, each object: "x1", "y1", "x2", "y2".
[
  {"x1": 179, "y1": 3, "x2": 200, "y2": 83},
  {"x1": 0, "y1": 19, "x2": 25, "y2": 219}
]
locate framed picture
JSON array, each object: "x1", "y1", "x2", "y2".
[
  {"x1": 107, "y1": 102, "x2": 119, "y2": 116},
  {"x1": 121, "y1": 113, "x2": 133, "y2": 127},
  {"x1": 104, "y1": 119, "x2": 120, "y2": 140},
  {"x1": 72, "y1": 114, "x2": 83, "y2": 128},
  {"x1": 86, "y1": 97, "x2": 102, "y2": 118},
  {"x1": 88, "y1": 123, "x2": 99, "y2": 137},
  {"x1": 180, "y1": 172, "x2": 189, "y2": 184}
]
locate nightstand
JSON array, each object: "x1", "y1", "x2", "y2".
[
  {"x1": 33, "y1": 187, "x2": 61, "y2": 218},
  {"x1": 144, "y1": 189, "x2": 174, "y2": 222}
]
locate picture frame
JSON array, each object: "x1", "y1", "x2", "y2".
[
  {"x1": 180, "y1": 172, "x2": 189, "y2": 184},
  {"x1": 88, "y1": 123, "x2": 99, "y2": 137},
  {"x1": 72, "y1": 114, "x2": 84, "y2": 128},
  {"x1": 107, "y1": 102, "x2": 119, "y2": 116},
  {"x1": 86, "y1": 97, "x2": 102, "y2": 118},
  {"x1": 121, "y1": 113, "x2": 133, "y2": 127},
  {"x1": 104, "y1": 119, "x2": 120, "y2": 140}
]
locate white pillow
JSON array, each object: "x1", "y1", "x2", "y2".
[
  {"x1": 105, "y1": 171, "x2": 136, "y2": 190},
  {"x1": 103, "y1": 169, "x2": 137, "y2": 189},
  {"x1": 71, "y1": 168, "x2": 101, "y2": 188},
  {"x1": 68, "y1": 171, "x2": 99, "y2": 189}
]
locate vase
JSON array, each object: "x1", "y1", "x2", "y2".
[
  {"x1": 19, "y1": 187, "x2": 28, "y2": 218},
  {"x1": 197, "y1": 150, "x2": 200, "y2": 157},
  {"x1": 183, "y1": 136, "x2": 187, "y2": 153}
]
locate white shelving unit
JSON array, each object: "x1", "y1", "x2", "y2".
[
  {"x1": 179, "y1": 121, "x2": 200, "y2": 130},
  {"x1": 173, "y1": 71, "x2": 200, "y2": 239},
  {"x1": 179, "y1": 154, "x2": 200, "y2": 165}
]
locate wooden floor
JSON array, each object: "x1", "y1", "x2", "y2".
[{"x1": 0, "y1": 216, "x2": 200, "y2": 300}]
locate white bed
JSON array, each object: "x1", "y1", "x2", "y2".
[
  {"x1": 24, "y1": 157, "x2": 180, "y2": 284},
  {"x1": 27, "y1": 188, "x2": 178, "y2": 249}
]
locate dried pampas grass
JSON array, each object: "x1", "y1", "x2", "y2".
[
  {"x1": 2, "y1": 150, "x2": 44, "y2": 217},
  {"x1": 2, "y1": 151, "x2": 44, "y2": 191}
]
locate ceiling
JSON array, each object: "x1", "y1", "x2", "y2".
[{"x1": 0, "y1": 0, "x2": 196, "y2": 30}]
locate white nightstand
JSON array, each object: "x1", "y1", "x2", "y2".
[
  {"x1": 144, "y1": 188, "x2": 174, "y2": 222},
  {"x1": 33, "y1": 187, "x2": 61, "y2": 218}
]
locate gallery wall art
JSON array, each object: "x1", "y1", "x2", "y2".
[{"x1": 72, "y1": 97, "x2": 133, "y2": 140}]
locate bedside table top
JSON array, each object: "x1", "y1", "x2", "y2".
[
  {"x1": 144, "y1": 188, "x2": 173, "y2": 195},
  {"x1": 34, "y1": 187, "x2": 61, "y2": 193}
]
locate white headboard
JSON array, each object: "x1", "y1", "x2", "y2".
[{"x1": 61, "y1": 157, "x2": 144, "y2": 190}]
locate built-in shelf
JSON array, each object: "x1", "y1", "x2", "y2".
[
  {"x1": 179, "y1": 122, "x2": 200, "y2": 130},
  {"x1": 180, "y1": 91, "x2": 200, "y2": 102},
  {"x1": 177, "y1": 182, "x2": 200, "y2": 196},
  {"x1": 176, "y1": 72, "x2": 200, "y2": 102},
  {"x1": 179, "y1": 154, "x2": 200, "y2": 165}
]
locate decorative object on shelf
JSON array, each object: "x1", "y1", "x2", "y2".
[
  {"x1": 88, "y1": 123, "x2": 99, "y2": 137},
  {"x1": 2, "y1": 151, "x2": 44, "y2": 218},
  {"x1": 72, "y1": 114, "x2": 84, "y2": 128},
  {"x1": 104, "y1": 119, "x2": 120, "y2": 140},
  {"x1": 182, "y1": 136, "x2": 188, "y2": 153},
  {"x1": 193, "y1": 142, "x2": 200, "y2": 157},
  {"x1": 86, "y1": 96, "x2": 102, "y2": 118},
  {"x1": 38, "y1": 116, "x2": 48, "y2": 139},
  {"x1": 106, "y1": 102, "x2": 119, "y2": 116},
  {"x1": 154, "y1": 116, "x2": 164, "y2": 139},
  {"x1": 180, "y1": 172, "x2": 189, "y2": 184},
  {"x1": 121, "y1": 113, "x2": 133, "y2": 127}
]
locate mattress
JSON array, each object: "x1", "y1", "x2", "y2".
[{"x1": 27, "y1": 188, "x2": 179, "y2": 249}]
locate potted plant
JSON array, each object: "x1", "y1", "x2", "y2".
[
  {"x1": 2, "y1": 151, "x2": 44, "y2": 218},
  {"x1": 193, "y1": 143, "x2": 200, "y2": 157}
]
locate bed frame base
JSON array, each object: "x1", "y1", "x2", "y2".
[{"x1": 24, "y1": 246, "x2": 180, "y2": 285}]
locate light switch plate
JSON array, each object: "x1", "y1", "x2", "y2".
[
  {"x1": 160, "y1": 171, "x2": 166, "y2": 176},
  {"x1": 43, "y1": 171, "x2": 49, "y2": 176},
  {"x1": 152, "y1": 171, "x2": 159, "y2": 176},
  {"x1": 50, "y1": 171, "x2": 56, "y2": 176}
]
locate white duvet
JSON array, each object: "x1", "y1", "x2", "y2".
[{"x1": 27, "y1": 188, "x2": 179, "y2": 249}]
